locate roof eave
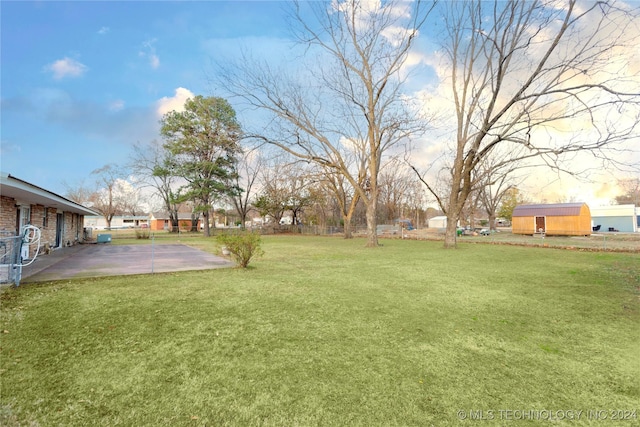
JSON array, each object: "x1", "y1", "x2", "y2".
[{"x1": 1, "y1": 172, "x2": 99, "y2": 216}]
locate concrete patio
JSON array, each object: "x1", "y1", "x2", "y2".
[{"x1": 20, "y1": 242, "x2": 234, "y2": 283}]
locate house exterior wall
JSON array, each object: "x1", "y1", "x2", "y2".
[
  {"x1": 591, "y1": 216, "x2": 635, "y2": 232},
  {"x1": 84, "y1": 215, "x2": 149, "y2": 230},
  {"x1": 0, "y1": 197, "x2": 88, "y2": 258},
  {"x1": 428, "y1": 216, "x2": 448, "y2": 228},
  {"x1": 590, "y1": 205, "x2": 637, "y2": 232},
  {"x1": 149, "y1": 217, "x2": 202, "y2": 231},
  {"x1": 62, "y1": 211, "x2": 83, "y2": 246},
  {"x1": 150, "y1": 218, "x2": 166, "y2": 231},
  {"x1": 30, "y1": 205, "x2": 55, "y2": 251},
  {"x1": 1, "y1": 196, "x2": 16, "y2": 232}
]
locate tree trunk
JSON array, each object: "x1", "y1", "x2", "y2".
[
  {"x1": 488, "y1": 213, "x2": 496, "y2": 231},
  {"x1": 343, "y1": 214, "x2": 353, "y2": 239},
  {"x1": 203, "y1": 211, "x2": 211, "y2": 237},
  {"x1": 365, "y1": 200, "x2": 379, "y2": 247},
  {"x1": 169, "y1": 212, "x2": 179, "y2": 233},
  {"x1": 444, "y1": 213, "x2": 458, "y2": 248}
]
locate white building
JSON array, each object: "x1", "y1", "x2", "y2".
[
  {"x1": 84, "y1": 215, "x2": 149, "y2": 230},
  {"x1": 589, "y1": 204, "x2": 638, "y2": 233},
  {"x1": 428, "y1": 216, "x2": 449, "y2": 229}
]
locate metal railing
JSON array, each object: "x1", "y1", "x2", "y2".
[{"x1": 0, "y1": 231, "x2": 23, "y2": 286}]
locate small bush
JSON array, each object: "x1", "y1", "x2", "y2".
[
  {"x1": 135, "y1": 228, "x2": 150, "y2": 239},
  {"x1": 216, "y1": 231, "x2": 264, "y2": 268}
]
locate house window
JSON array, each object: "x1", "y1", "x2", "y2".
[{"x1": 43, "y1": 208, "x2": 49, "y2": 228}]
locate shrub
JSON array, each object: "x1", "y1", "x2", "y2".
[
  {"x1": 135, "y1": 228, "x2": 150, "y2": 239},
  {"x1": 216, "y1": 231, "x2": 264, "y2": 268}
]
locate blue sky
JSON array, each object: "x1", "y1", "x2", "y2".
[
  {"x1": 1, "y1": 1, "x2": 291, "y2": 195},
  {"x1": 2, "y1": 1, "x2": 638, "y2": 206}
]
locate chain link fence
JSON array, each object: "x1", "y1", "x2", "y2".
[
  {"x1": 0, "y1": 231, "x2": 23, "y2": 286},
  {"x1": 258, "y1": 225, "x2": 640, "y2": 251}
]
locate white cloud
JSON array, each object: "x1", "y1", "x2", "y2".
[
  {"x1": 0, "y1": 139, "x2": 21, "y2": 156},
  {"x1": 156, "y1": 87, "x2": 194, "y2": 117},
  {"x1": 108, "y1": 99, "x2": 125, "y2": 112},
  {"x1": 139, "y1": 38, "x2": 160, "y2": 69},
  {"x1": 45, "y1": 57, "x2": 88, "y2": 80},
  {"x1": 149, "y1": 54, "x2": 160, "y2": 69},
  {"x1": 98, "y1": 26, "x2": 110, "y2": 35},
  {"x1": 331, "y1": 0, "x2": 413, "y2": 45}
]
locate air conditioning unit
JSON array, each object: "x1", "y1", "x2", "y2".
[{"x1": 97, "y1": 234, "x2": 112, "y2": 243}]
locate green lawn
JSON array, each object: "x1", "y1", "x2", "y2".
[{"x1": 1, "y1": 236, "x2": 638, "y2": 426}]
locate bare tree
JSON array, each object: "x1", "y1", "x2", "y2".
[
  {"x1": 415, "y1": 0, "x2": 640, "y2": 247},
  {"x1": 219, "y1": 0, "x2": 435, "y2": 247},
  {"x1": 281, "y1": 160, "x2": 317, "y2": 226},
  {"x1": 615, "y1": 177, "x2": 640, "y2": 205},
  {"x1": 323, "y1": 169, "x2": 361, "y2": 238},
  {"x1": 63, "y1": 180, "x2": 94, "y2": 207},
  {"x1": 254, "y1": 157, "x2": 312, "y2": 227},
  {"x1": 228, "y1": 146, "x2": 263, "y2": 229},
  {"x1": 378, "y1": 158, "x2": 416, "y2": 222},
  {"x1": 90, "y1": 164, "x2": 128, "y2": 229},
  {"x1": 130, "y1": 141, "x2": 183, "y2": 232},
  {"x1": 404, "y1": 180, "x2": 429, "y2": 229},
  {"x1": 478, "y1": 151, "x2": 528, "y2": 231}
]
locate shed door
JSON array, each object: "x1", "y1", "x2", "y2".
[{"x1": 535, "y1": 216, "x2": 546, "y2": 233}]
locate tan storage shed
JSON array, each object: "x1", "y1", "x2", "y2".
[{"x1": 512, "y1": 203, "x2": 591, "y2": 236}]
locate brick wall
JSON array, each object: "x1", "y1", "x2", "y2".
[
  {"x1": 61, "y1": 211, "x2": 82, "y2": 246},
  {"x1": 1, "y1": 196, "x2": 17, "y2": 233},
  {"x1": 29, "y1": 205, "x2": 58, "y2": 250},
  {"x1": 0, "y1": 195, "x2": 88, "y2": 258}
]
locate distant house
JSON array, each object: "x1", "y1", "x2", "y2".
[
  {"x1": 428, "y1": 216, "x2": 448, "y2": 229},
  {"x1": 148, "y1": 212, "x2": 203, "y2": 231},
  {"x1": 590, "y1": 204, "x2": 638, "y2": 233},
  {"x1": 512, "y1": 203, "x2": 591, "y2": 236},
  {"x1": 1, "y1": 172, "x2": 97, "y2": 257},
  {"x1": 84, "y1": 215, "x2": 149, "y2": 230}
]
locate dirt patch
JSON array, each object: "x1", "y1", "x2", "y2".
[{"x1": 397, "y1": 229, "x2": 640, "y2": 252}]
